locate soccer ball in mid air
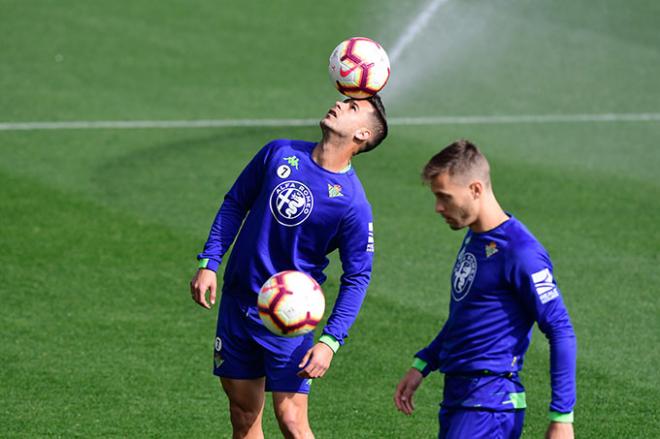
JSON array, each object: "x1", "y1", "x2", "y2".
[
  {"x1": 328, "y1": 37, "x2": 390, "y2": 99},
  {"x1": 258, "y1": 270, "x2": 325, "y2": 337}
]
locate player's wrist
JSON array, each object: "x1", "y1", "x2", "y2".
[
  {"x1": 548, "y1": 410, "x2": 574, "y2": 423},
  {"x1": 412, "y1": 357, "x2": 427, "y2": 372},
  {"x1": 197, "y1": 258, "x2": 219, "y2": 272},
  {"x1": 411, "y1": 356, "x2": 432, "y2": 377},
  {"x1": 319, "y1": 334, "x2": 340, "y2": 353}
]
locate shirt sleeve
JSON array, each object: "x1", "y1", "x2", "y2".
[
  {"x1": 413, "y1": 325, "x2": 447, "y2": 377},
  {"x1": 321, "y1": 200, "x2": 374, "y2": 345},
  {"x1": 509, "y1": 245, "x2": 577, "y2": 415},
  {"x1": 196, "y1": 142, "x2": 273, "y2": 271}
]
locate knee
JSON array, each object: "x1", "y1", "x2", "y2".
[
  {"x1": 275, "y1": 406, "x2": 311, "y2": 439},
  {"x1": 229, "y1": 403, "x2": 261, "y2": 433}
]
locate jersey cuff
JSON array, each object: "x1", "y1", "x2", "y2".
[
  {"x1": 548, "y1": 411, "x2": 574, "y2": 423},
  {"x1": 319, "y1": 334, "x2": 340, "y2": 353},
  {"x1": 412, "y1": 357, "x2": 428, "y2": 373},
  {"x1": 412, "y1": 356, "x2": 433, "y2": 377},
  {"x1": 198, "y1": 258, "x2": 219, "y2": 272}
]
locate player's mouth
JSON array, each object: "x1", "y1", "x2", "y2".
[{"x1": 327, "y1": 109, "x2": 338, "y2": 118}]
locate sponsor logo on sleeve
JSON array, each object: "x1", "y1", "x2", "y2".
[
  {"x1": 531, "y1": 268, "x2": 559, "y2": 304},
  {"x1": 366, "y1": 222, "x2": 374, "y2": 252}
]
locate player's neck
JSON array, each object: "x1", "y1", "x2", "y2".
[
  {"x1": 313, "y1": 138, "x2": 354, "y2": 172},
  {"x1": 470, "y1": 196, "x2": 509, "y2": 233}
]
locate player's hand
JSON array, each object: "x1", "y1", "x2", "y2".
[
  {"x1": 189, "y1": 269, "x2": 217, "y2": 309},
  {"x1": 297, "y1": 342, "x2": 334, "y2": 379},
  {"x1": 394, "y1": 368, "x2": 423, "y2": 415},
  {"x1": 545, "y1": 422, "x2": 574, "y2": 439}
]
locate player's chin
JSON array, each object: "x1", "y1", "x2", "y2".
[
  {"x1": 320, "y1": 116, "x2": 334, "y2": 128},
  {"x1": 446, "y1": 220, "x2": 467, "y2": 231}
]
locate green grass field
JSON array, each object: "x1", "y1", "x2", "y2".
[{"x1": 2, "y1": 1, "x2": 659, "y2": 437}]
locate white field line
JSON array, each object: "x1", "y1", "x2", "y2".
[
  {"x1": 0, "y1": 113, "x2": 659, "y2": 131},
  {"x1": 388, "y1": 0, "x2": 450, "y2": 64}
]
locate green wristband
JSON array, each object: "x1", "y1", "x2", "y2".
[
  {"x1": 412, "y1": 357, "x2": 428, "y2": 373},
  {"x1": 319, "y1": 334, "x2": 340, "y2": 353},
  {"x1": 548, "y1": 411, "x2": 574, "y2": 423},
  {"x1": 198, "y1": 258, "x2": 210, "y2": 269}
]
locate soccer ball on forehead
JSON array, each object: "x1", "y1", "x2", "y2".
[
  {"x1": 328, "y1": 37, "x2": 391, "y2": 99},
  {"x1": 258, "y1": 270, "x2": 325, "y2": 337}
]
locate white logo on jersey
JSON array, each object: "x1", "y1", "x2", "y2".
[
  {"x1": 276, "y1": 165, "x2": 291, "y2": 178},
  {"x1": 452, "y1": 252, "x2": 477, "y2": 301},
  {"x1": 269, "y1": 180, "x2": 314, "y2": 227},
  {"x1": 531, "y1": 268, "x2": 559, "y2": 304},
  {"x1": 366, "y1": 222, "x2": 374, "y2": 252},
  {"x1": 214, "y1": 337, "x2": 222, "y2": 352}
]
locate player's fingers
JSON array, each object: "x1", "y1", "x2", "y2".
[
  {"x1": 394, "y1": 382, "x2": 406, "y2": 411},
  {"x1": 198, "y1": 292, "x2": 210, "y2": 309},
  {"x1": 309, "y1": 363, "x2": 326, "y2": 378},
  {"x1": 396, "y1": 382, "x2": 414, "y2": 415},
  {"x1": 393, "y1": 392, "x2": 403, "y2": 412},
  {"x1": 401, "y1": 388, "x2": 415, "y2": 415},
  {"x1": 303, "y1": 361, "x2": 319, "y2": 378},
  {"x1": 194, "y1": 282, "x2": 210, "y2": 309},
  {"x1": 210, "y1": 284, "x2": 217, "y2": 306},
  {"x1": 298, "y1": 348, "x2": 313, "y2": 368}
]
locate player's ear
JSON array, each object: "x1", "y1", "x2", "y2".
[
  {"x1": 354, "y1": 127, "x2": 372, "y2": 142},
  {"x1": 469, "y1": 180, "x2": 483, "y2": 199}
]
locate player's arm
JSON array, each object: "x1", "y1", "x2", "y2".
[
  {"x1": 510, "y1": 248, "x2": 577, "y2": 434},
  {"x1": 298, "y1": 201, "x2": 373, "y2": 378},
  {"x1": 190, "y1": 142, "x2": 273, "y2": 308},
  {"x1": 393, "y1": 327, "x2": 446, "y2": 415}
]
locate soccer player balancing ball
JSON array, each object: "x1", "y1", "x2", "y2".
[
  {"x1": 258, "y1": 271, "x2": 325, "y2": 337},
  {"x1": 328, "y1": 37, "x2": 391, "y2": 99}
]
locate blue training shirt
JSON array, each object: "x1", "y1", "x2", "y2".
[
  {"x1": 415, "y1": 216, "x2": 577, "y2": 414},
  {"x1": 197, "y1": 139, "x2": 374, "y2": 345}
]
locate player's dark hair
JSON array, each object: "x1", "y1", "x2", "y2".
[
  {"x1": 422, "y1": 139, "x2": 490, "y2": 184},
  {"x1": 359, "y1": 94, "x2": 388, "y2": 154}
]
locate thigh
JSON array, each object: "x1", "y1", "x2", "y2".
[
  {"x1": 221, "y1": 377, "x2": 266, "y2": 414},
  {"x1": 439, "y1": 408, "x2": 525, "y2": 439},
  {"x1": 214, "y1": 294, "x2": 265, "y2": 379}
]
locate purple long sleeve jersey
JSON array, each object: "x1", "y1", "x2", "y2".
[
  {"x1": 415, "y1": 216, "x2": 577, "y2": 414},
  {"x1": 197, "y1": 139, "x2": 374, "y2": 345}
]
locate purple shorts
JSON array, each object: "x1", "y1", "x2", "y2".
[
  {"x1": 213, "y1": 293, "x2": 314, "y2": 394},
  {"x1": 439, "y1": 408, "x2": 525, "y2": 439}
]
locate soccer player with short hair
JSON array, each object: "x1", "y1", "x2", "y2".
[
  {"x1": 394, "y1": 140, "x2": 576, "y2": 439},
  {"x1": 190, "y1": 96, "x2": 387, "y2": 439}
]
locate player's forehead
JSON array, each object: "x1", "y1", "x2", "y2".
[
  {"x1": 343, "y1": 98, "x2": 374, "y2": 112},
  {"x1": 430, "y1": 171, "x2": 463, "y2": 193}
]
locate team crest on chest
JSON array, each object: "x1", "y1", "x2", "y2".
[
  {"x1": 328, "y1": 183, "x2": 344, "y2": 198},
  {"x1": 485, "y1": 242, "x2": 498, "y2": 258},
  {"x1": 269, "y1": 180, "x2": 314, "y2": 227},
  {"x1": 452, "y1": 251, "x2": 477, "y2": 301}
]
